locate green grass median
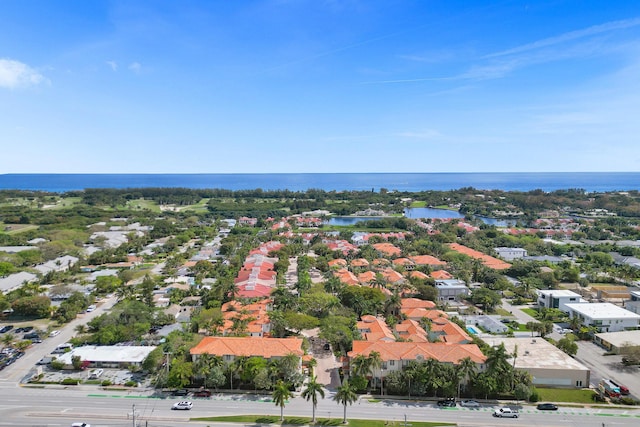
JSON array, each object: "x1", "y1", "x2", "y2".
[{"x1": 192, "y1": 415, "x2": 455, "y2": 426}]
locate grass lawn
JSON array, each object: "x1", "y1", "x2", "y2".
[
  {"x1": 521, "y1": 308, "x2": 539, "y2": 318},
  {"x1": 494, "y1": 308, "x2": 512, "y2": 316},
  {"x1": 2, "y1": 224, "x2": 39, "y2": 235},
  {"x1": 410, "y1": 201, "x2": 427, "y2": 207},
  {"x1": 126, "y1": 199, "x2": 161, "y2": 212},
  {"x1": 536, "y1": 388, "x2": 597, "y2": 404},
  {"x1": 192, "y1": 416, "x2": 454, "y2": 427}
]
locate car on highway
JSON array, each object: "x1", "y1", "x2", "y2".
[
  {"x1": 49, "y1": 330, "x2": 60, "y2": 337},
  {"x1": 537, "y1": 403, "x2": 558, "y2": 410},
  {"x1": 459, "y1": 399, "x2": 481, "y2": 408},
  {"x1": 493, "y1": 407, "x2": 519, "y2": 418},
  {"x1": 172, "y1": 401, "x2": 193, "y2": 410}
]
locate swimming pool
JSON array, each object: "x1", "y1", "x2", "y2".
[{"x1": 466, "y1": 326, "x2": 479, "y2": 335}]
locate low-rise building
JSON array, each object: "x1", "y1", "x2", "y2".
[
  {"x1": 190, "y1": 336, "x2": 304, "y2": 365},
  {"x1": 594, "y1": 330, "x2": 640, "y2": 353},
  {"x1": 483, "y1": 337, "x2": 590, "y2": 388},
  {"x1": 537, "y1": 289, "x2": 585, "y2": 313},
  {"x1": 56, "y1": 345, "x2": 157, "y2": 369},
  {"x1": 435, "y1": 279, "x2": 469, "y2": 301},
  {"x1": 565, "y1": 302, "x2": 640, "y2": 333},
  {"x1": 494, "y1": 247, "x2": 528, "y2": 261}
]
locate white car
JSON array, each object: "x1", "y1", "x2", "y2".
[
  {"x1": 460, "y1": 399, "x2": 481, "y2": 408},
  {"x1": 172, "y1": 401, "x2": 193, "y2": 410},
  {"x1": 49, "y1": 330, "x2": 60, "y2": 337},
  {"x1": 86, "y1": 305, "x2": 97, "y2": 312}
]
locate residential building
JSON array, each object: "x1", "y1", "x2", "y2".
[
  {"x1": 435, "y1": 279, "x2": 469, "y2": 301},
  {"x1": 565, "y1": 303, "x2": 640, "y2": 333},
  {"x1": 190, "y1": 337, "x2": 304, "y2": 365},
  {"x1": 494, "y1": 247, "x2": 528, "y2": 261},
  {"x1": 348, "y1": 341, "x2": 486, "y2": 380},
  {"x1": 537, "y1": 289, "x2": 585, "y2": 313}
]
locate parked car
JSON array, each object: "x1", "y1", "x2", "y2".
[
  {"x1": 172, "y1": 389, "x2": 190, "y2": 396},
  {"x1": 172, "y1": 401, "x2": 193, "y2": 410},
  {"x1": 609, "y1": 380, "x2": 629, "y2": 395},
  {"x1": 0, "y1": 325, "x2": 14, "y2": 333},
  {"x1": 537, "y1": 403, "x2": 558, "y2": 410},
  {"x1": 437, "y1": 398, "x2": 456, "y2": 407},
  {"x1": 86, "y1": 305, "x2": 97, "y2": 312},
  {"x1": 493, "y1": 407, "x2": 519, "y2": 418},
  {"x1": 460, "y1": 400, "x2": 480, "y2": 408},
  {"x1": 193, "y1": 389, "x2": 212, "y2": 397},
  {"x1": 49, "y1": 330, "x2": 60, "y2": 337},
  {"x1": 622, "y1": 356, "x2": 639, "y2": 366}
]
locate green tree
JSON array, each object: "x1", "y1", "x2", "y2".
[
  {"x1": 456, "y1": 356, "x2": 477, "y2": 398},
  {"x1": 557, "y1": 335, "x2": 578, "y2": 356},
  {"x1": 333, "y1": 380, "x2": 358, "y2": 423},
  {"x1": 272, "y1": 380, "x2": 293, "y2": 421},
  {"x1": 301, "y1": 376, "x2": 325, "y2": 423}
]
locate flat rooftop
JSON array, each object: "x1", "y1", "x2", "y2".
[
  {"x1": 483, "y1": 337, "x2": 589, "y2": 371},
  {"x1": 538, "y1": 289, "x2": 582, "y2": 297},
  {"x1": 595, "y1": 330, "x2": 640, "y2": 347},
  {"x1": 565, "y1": 302, "x2": 640, "y2": 320}
]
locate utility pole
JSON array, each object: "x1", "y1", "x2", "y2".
[{"x1": 132, "y1": 403, "x2": 136, "y2": 427}]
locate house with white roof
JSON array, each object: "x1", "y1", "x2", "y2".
[
  {"x1": 537, "y1": 289, "x2": 586, "y2": 313},
  {"x1": 565, "y1": 302, "x2": 640, "y2": 333},
  {"x1": 494, "y1": 247, "x2": 527, "y2": 261}
]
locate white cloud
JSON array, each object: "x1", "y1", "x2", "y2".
[
  {"x1": 106, "y1": 61, "x2": 118, "y2": 71},
  {"x1": 129, "y1": 62, "x2": 142, "y2": 73},
  {"x1": 0, "y1": 58, "x2": 45, "y2": 89},
  {"x1": 486, "y1": 17, "x2": 640, "y2": 59}
]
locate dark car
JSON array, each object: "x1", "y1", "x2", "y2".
[
  {"x1": 537, "y1": 403, "x2": 558, "y2": 411},
  {"x1": 0, "y1": 325, "x2": 13, "y2": 333},
  {"x1": 173, "y1": 389, "x2": 190, "y2": 396},
  {"x1": 193, "y1": 389, "x2": 212, "y2": 397},
  {"x1": 437, "y1": 398, "x2": 456, "y2": 407}
]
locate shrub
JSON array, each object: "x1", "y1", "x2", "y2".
[
  {"x1": 61, "y1": 378, "x2": 79, "y2": 385},
  {"x1": 101, "y1": 380, "x2": 112, "y2": 386},
  {"x1": 619, "y1": 397, "x2": 639, "y2": 406},
  {"x1": 125, "y1": 380, "x2": 138, "y2": 387},
  {"x1": 528, "y1": 387, "x2": 540, "y2": 403}
]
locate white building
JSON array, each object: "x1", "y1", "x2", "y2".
[
  {"x1": 537, "y1": 289, "x2": 586, "y2": 313},
  {"x1": 565, "y1": 303, "x2": 640, "y2": 333},
  {"x1": 57, "y1": 345, "x2": 157, "y2": 369},
  {"x1": 494, "y1": 247, "x2": 528, "y2": 261},
  {"x1": 483, "y1": 337, "x2": 590, "y2": 388}
]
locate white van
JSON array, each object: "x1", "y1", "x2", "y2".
[{"x1": 88, "y1": 368, "x2": 104, "y2": 379}]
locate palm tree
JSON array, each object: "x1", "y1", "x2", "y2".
[
  {"x1": 456, "y1": 356, "x2": 477, "y2": 398},
  {"x1": 349, "y1": 354, "x2": 370, "y2": 378},
  {"x1": 301, "y1": 376, "x2": 325, "y2": 423},
  {"x1": 333, "y1": 380, "x2": 358, "y2": 423},
  {"x1": 307, "y1": 357, "x2": 318, "y2": 377},
  {"x1": 367, "y1": 351, "x2": 383, "y2": 392},
  {"x1": 272, "y1": 380, "x2": 293, "y2": 421}
]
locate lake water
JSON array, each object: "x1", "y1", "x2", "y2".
[{"x1": 327, "y1": 208, "x2": 518, "y2": 226}]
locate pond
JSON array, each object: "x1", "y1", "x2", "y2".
[{"x1": 326, "y1": 208, "x2": 518, "y2": 227}]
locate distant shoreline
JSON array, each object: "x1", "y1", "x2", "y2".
[{"x1": 1, "y1": 172, "x2": 639, "y2": 193}]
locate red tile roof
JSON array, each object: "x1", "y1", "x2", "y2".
[
  {"x1": 191, "y1": 337, "x2": 303, "y2": 358},
  {"x1": 349, "y1": 341, "x2": 486, "y2": 364}
]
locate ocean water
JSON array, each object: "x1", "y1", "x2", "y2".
[{"x1": 0, "y1": 172, "x2": 638, "y2": 193}]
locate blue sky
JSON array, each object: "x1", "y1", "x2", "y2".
[{"x1": 2, "y1": 0, "x2": 640, "y2": 173}]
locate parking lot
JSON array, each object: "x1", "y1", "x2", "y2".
[{"x1": 575, "y1": 340, "x2": 640, "y2": 399}]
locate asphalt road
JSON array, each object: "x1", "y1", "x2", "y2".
[{"x1": 0, "y1": 383, "x2": 638, "y2": 427}]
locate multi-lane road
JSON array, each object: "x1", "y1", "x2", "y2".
[
  {"x1": 0, "y1": 382, "x2": 639, "y2": 427},
  {"x1": 1, "y1": 295, "x2": 639, "y2": 426}
]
